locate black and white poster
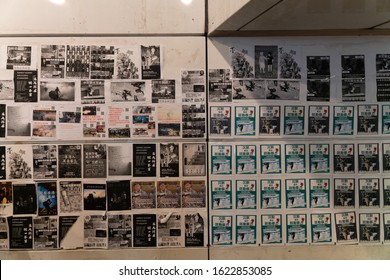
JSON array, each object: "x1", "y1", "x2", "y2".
[
  {"x1": 40, "y1": 81, "x2": 76, "y2": 102},
  {"x1": 131, "y1": 181, "x2": 156, "y2": 209},
  {"x1": 376, "y1": 78, "x2": 390, "y2": 101},
  {"x1": 83, "y1": 144, "x2": 107, "y2": 179},
  {"x1": 114, "y1": 46, "x2": 140, "y2": 79},
  {"x1": 90, "y1": 45, "x2": 115, "y2": 79},
  {"x1": 182, "y1": 104, "x2": 206, "y2": 138},
  {"x1": 278, "y1": 46, "x2": 302, "y2": 79},
  {"x1": 66, "y1": 45, "x2": 91, "y2": 79},
  {"x1": 0, "y1": 217, "x2": 9, "y2": 250},
  {"x1": 255, "y1": 45, "x2": 278, "y2": 79},
  {"x1": 182, "y1": 143, "x2": 206, "y2": 176},
  {"x1": 333, "y1": 144, "x2": 355, "y2": 173},
  {"x1": 160, "y1": 143, "x2": 179, "y2": 177},
  {"x1": 185, "y1": 212, "x2": 205, "y2": 247},
  {"x1": 341, "y1": 55, "x2": 365, "y2": 102},
  {"x1": 335, "y1": 211, "x2": 358, "y2": 244},
  {"x1": 259, "y1": 106, "x2": 280, "y2": 136},
  {"x1": 14, "y1": 70, "x2": 38, "y2": 102},
  {"x1": 0, "y1": 146, "x2": 5, "y2": 180},
  {"x1": 133, "y1": 214, "x2": 156, "y2": 247},
  {"x1": 208, "y1": 69, "x2": 232, "y2": 102},
  {"x1": 32, "y1": 144, "x2": 57, "y2": 179},
  {"x1": 41, "y1": 45, "x2": 66, "y2": 79},
  {"x1": 157, "y1": 181, "x2": 181, "y2": 208},
  {"x1": 59, "y1": 216, "x2": 83, "y2": 249},
  {"x1": 108, "y1": 214, "x2": 132, "y2": 249},
  {"x1": 84, "y1": 214, "x2": 108, "y2": 249},
  {"x1": 306, "y1": 56, "x2": 330, "y2": 101},
  {"x1": 334, "y1": 178, "x2": 355, "y2": 208},
  {"x1": 8, "y1": 216, "x2": 33, "y2": 249},
  {"x1": 358, "y1": 143, "x2": 379, "y2": 173},
  {"x1": 384, "y1": 179, "x2": 390, "y2": 207},
  {"x1": 308, "y1": 105, "x2": 329, "y2": 135},
  {"x1": 37, "y1": 181, "x2": 58, "y2": 216},
  {"x1": 81, "y1": 80, "x2": 105, "y2": 104},
  {"x1": 383, "y1": 143, "x2": 390, "y2": 173},
  {"x1": 133, "y1": 143, "x2": 156, "y2": 177},
  {"x1": 6, "y1": 106, "x2": 31, "y2": 137},
  {"x1": 6, "y1": 145, "x2": 33, "y2": 179},
  {"x1": 141, "y1": 45, "x2": 161, "y2": 80},
  {"x1": 0, "y1": 104, "x2": 6, "y2": 138},
  {"x1": 7, "y1": 46, "x2": 32, "y2": 70},
  {"x1": 232, "y1": 80, "x2": 265, "y2": 100},
  {"x1": 157, "y1": 212, "x2": 183, "y2": 247},
  {"x1": 107, "y1": 180, "x2": 131, "y2": 211},
  {"x1": 181, "y1": 69, "x2": 206, "y2": 103},
  {"x1": 181, "y1": 180, "x2": 206, "y2": 208},
  {"x1": 13, "y1": 183, "x2": 37, "y2": 215},
  {"x1": 108, "y1": 144, "x2": 132, "y2": 176},
  {"x1": 0, "y1": 80, "x2": 14, "y2": 101},
  {"x1": 376, "y1": 54, "x2": 390, "y2": 77},
  {"x1": 359, "y1": 213, "x2": 380, "y2": 243},
  {"x1": 110, "y1": 81, "x2": 147, "y2": 102},
  {"x1": 83, "y1": 182, "x2": 106, "y2": 211},
  {"x1": 265, "y1": 80, "x2": 300, "y2": 100},
  {"x1": 33, "y1": 216, "x2": 58, "y2": 249},
  {"x1": 357, "y1": 105, "x2": 378, "y2": 135},
  {"x1": 230, "y1": 47, "x2": 254, "y2": 78},
  {"x1": 58, "y1": 145, "x2": 82, "y2": 178},
  {"x1": 358, "y1": 178, "x2": 380, "y2": 208},
  {"x1": 152, "y1": 79, "x2": 175, "y2": 103},
  {"x1": 59, "y1": 181, "x2": 82, "y2": 213}
]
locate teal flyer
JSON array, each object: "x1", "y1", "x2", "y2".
[
  {"x1": 286, "y1": 214, "x2": 307, "y2": 244},
  {"x1": 260, "y1": 144, "x2": 281, "y2": 174},
  {"x1": 235, "y1": 144, "x2": 257, "y2": 174},
  {"x1": 309, "y1": 179, "x2": 330, "y2": 208},
  {"x1": 212, "y1": 215, "x2": 232, "y2": 246},
  {"x1": 211, "y1": 144, "x2": 232, "y2": 175},
  {"x1": 260, "y1": 179, "x2": 281, "y2": 209},
  {"x1": 211, "y1": 180, "x2": 232, "y2": 210},
  {"x1": 333, "y1": 106, "x2": 354, "y2": 135},
  {"x1": 284, "y1": 106, "x2": 305, "y2": 135},
  {"x1": 285, "y1": 179, "x2": 306, "y2": 208},
  {"x1": 285, "y1": 144, "x2": 306, "y2": 173},
  {"x1": 236, "y1": 179, "x2": 257, "y2": 209},
  {"x1": 236, "y1": 215, "x2": 257, "y2": 245},
  {"x1": 261, "y1": 214, "x2": 282, "y2": 245},
  {"x1": 234, "y1": 106, "x2": 256, "y2": 136},
  {"x1": 311, "y1": 213, "x2": 332, "y2": 243},
  {"x1": 309, "y1": 144, "x2": 329, "y2": 173}
]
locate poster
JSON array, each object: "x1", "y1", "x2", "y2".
[
  {"x1": 211, "y1": 180, "x2": 232, "y2": 210},
  {"x1": 41, "y1": 44, "x2": 66, "y2": 79},
  {"x1": 181, "y1": 70, "x2": 206, "y2": 103},
  {"x1": 32, "y1": 107, "x2": 57, "y2": 138},
  {"x1": 333, "y1": 106, "x2": 354, "y2": 135},
  {"x1": 157, "y1": 212, "x2": 183, "y2": 247},
  {"x1": 236, "y1": 215, "x2": 256, "y2": 245},
  {"x1": 160, "y1": 143, "x2": 179, "y2": 177},
  {"x1": 83, "y1": 144, "x2": 107, "y2": 179},
  {"x1": 208, "y1": 69, "x2": 232, "y2": 102},
  {"x1": 234, "y1": 106, "x2": 256, "y2": 136},
  {"x1": 0, "y1": 146, "x2": 6, "y2": 180},
  {"x1": 90, "y1": 45, "x2": 115, "y2": 79},
  {"x1": 212, "y1": 215, "x2": 232, "y2": 246},
  {"x1": 377, "y1": 78, "x2": 390, "y2": 101},
  {"x1": 83, "y1": 182, "x2": 106, "y2": 211},
  {"x1": 111, "y1": 81, "x2": 147, "y2": 103},
  {"x1": 40, "y1": 81, "x2": 75, "y2": 102},
  {"x1": 185, "y1": 212, "x2": 206, "y2": 247},
  {"x1": 151, "y1": 80, "x2": 176, "y2": 103},
  {"x1": 0, "y1": 104, "x2": 5, "y2": 138},
  {"x1": 156, "y1": 103, "x2": 182, "y2": 138},
  {"x1": 342, "y1": 78, "x2": 366, "y2": 102},
  {"x1": 235, "y1": 144, "x2": 257, "y2": 174},
  {"x1": 6, "y1": 105, "x2": 31, "y2": 137},
  {"x1": 341, "y1": 55, "x2": 366, "y2": 102},
  {"x1": 32, "y1": 144, "x2": 57, "y2": 179},
  {"x1": 359, "y1": 213, "x2": 380, "y2": 243},
  {"x1": 236, "y1": 179, "x2": 257, "y2": 210},
  {"x1": 230, "y1": 46, "x2": 254, "y2": 78},
  {"x1": 309, "y1": 144, "x2": 330, "y2": 173},
  {"x1": 107, "y1": 144, "x2": 132, "y2": 176},
  {"x1": 384, "y1": 213, "x2": 390, "y2": 243},
  {"x1": 357, "y1": 105, "x2": 378, "y2": 135},
  {"x1": 182, "y1": 143, "x2": 206, "y2": 176},
  {"x1": 141, "y1": 45, "x2": 161, "y2": 80},
  {"x1": 260, "y1": 179, "x2": 281, "y2": 209},
  {"x1": 308, "y1": 105, "x2": 329, "y2": 135},
  {"x1": 0, "y1": 217, "x2": 8, "y2": 250},
  {"x1": 66, "y1": 45, "x2": 91, "y2": 79},
  {"x1": 84, "y1": 214, "x2": 108, "y2": 249},
  {"x1": 211, "y1": 144, "x2": 232, "y2": 175},
  {"x1": 209, "y1": 106, "x2": 231, "y2": 136},
  {"x1": 0, "y1": 80, "x2": 13, "y2": 101},
  {"x1": 284, "y1": 106, "x2": 305, "y2": 135},
  {"x1": 0, "y1": 182, "x2": 12, "y2": 216},
  {"x1": 310, "y1": 213, "x2": 332, "y2": 244},
  {"x1": 133, "y1": 214, "x2": 156, "y2": 247},
  {"x1": 259, "y1": 106, "x2": 280, "y2": 136},
  {"x1": 384, "y1": 178, "x2": 390, "y2": 207},
  {"x1": 384, "y1": 143, "x2": 390, "y2": 173},
  {"x1": 284, "y1": 144, "x2": 306, "y2": 174},
  {"x1": 82, "y1": 105, "x2": 106, "y2": 138},
  {"x1": 57, "y1": 105, "x2": 82, "y2": 139},
  {"x1": 285, "y1": 179, "x2": 306, "y2": 209},
  {"x1": 232, "y1": 80, "x2": 265, "y2": 100},
  {"x1": 59, "y1": 216, "x2": 83, "y2": 249},
  {"x1": 131, "y1": 181, "x2": 156, "y2": 209},
  {"x1": 108, "y1": 214, "x2": 132, "y2": 249},
  {"x1": 132, "y1": 105, "x2": 156, "y2": 138},
  {"x1": 358, "y1": 143, "x2": 379, "y2": 173},
  {"x1": 58, "y1": 145, "x2": 82, "y2": 178},
  {"x1": 37, "y1": 181, "x2": 58, "y2": 216},
  {"x1": 335, "y1": 211, "x2": 358, "y2": 244},
  {"x1": 107, "y1": 180, "x2": 131, "y2": 211},
  {"x1": 6, "y1": 145, "x2": 33, "y2": 180},
  {"x1": 8, "y1": 216, "x2": 33, "y2": 249},
  {"x1": 157, "y1": 181, "x2": 181, "y2": 209},
  {"x1": 7, "y1": 46, "x2": 32, "y2": 70},
  {"x1": 12, "y1": 184, "x2": 37, "y2": 215},
  {"x1": 265, "y1": 80, "x2": 300, "y2": 100},
  {"x1": 376, "y1": 54, "x2": 390, "y2": 77},
  {"x1": 334, "y1": 178, "x2": 355, "y2": 208},
  {"x1": 182, "y1": 104, "x2": 206, "y2": 138},
  {"x1": 261, "y1": 214, "x2": 282, "y2": 245},
  {"x1": 114, "y1": 46, "x2": 140, "y2": 79},
  {"x1": 80, "y1": 80, "x2": 105, "y2": 104},
  {"x1": 33, "y1": 216, "x2": 58, "y2": 249},
  {"x1": 260, "y1": 144, "x2": 281, "y2": 174},
  {"x1": 286, "y1": 214, "x2": 307, "y2": 244},
  {"x1": 132, "y1": 143, "x2": 156, "y2": 177},
  {"x1": 255, "y1": 45, "x2": 278, "y2": 79},
  {"x1": 107, "y1": 106, "x2": 131, "y2": 138},
  {"x1": 358, "y1": 178, "x2": 380, "y2": 208},
  {"x1": 14, "y1": 70, "x2": 38, "y2": 102},
  {"x1": 306, "y1": 56, "x2": 330, "y2": 102},
  {"x1": 333, "y1": 144, "x2": 355, "y2": 173},
  {"x1": 59, "y1": 181, "x2": 82, "y2": 213},
  {"x1": 382, "y1": 105, "x2": 390, "y2": 134},
  {"x1": 309, "y1": 179, "x2": 330, "y2": 208},
  {"x1": 182, "y1": 180, "x2": 206, "y2": 208}
]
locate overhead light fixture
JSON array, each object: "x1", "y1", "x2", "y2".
[
  {"x1": 181, "y1": 0, "x2": 192, "y2": 5},
  {"x1": 49, "y1": 0, "x2": 66, "y2": 5}
]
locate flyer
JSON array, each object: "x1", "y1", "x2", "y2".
[
  {"x1": 132, "y1": 105, "x2": 156, "y2": 138},
  {"x1": 58, "y1": 145, "x2": 82, "y2": 178},
  {"x1": 83, "y1": 214, "x2": 108, "y2": 249},
  {"x1": 284, "y1": 106, "x2": 305, "y2": 135},
  {"x1": 182, "y1": 143, "x2": 206, "y2": 176},
  {"x1": 108, "y1": 214, "x2": 132, "y2": 249},
  {"x1": 285, "y1": 179, "x2": 306, "y2": 209},
  {"x1": 181, "y1": 69, "x2": 206, "y2": 103},
  {"x1": 0, "y1": 182, "x2": 12, "y2": 216},
  {"x1": 66, "y1": 45, "x2": 91, "y2": 79},
  {"x1": 182, "y1": 180, "x2": 206, "y2": 208},
  {"x1": 185, "y1": 212, "x2": 206, "y2": 247},
  {"x1": 107, "y1": 144, "x2": 132, "y2": 177},
  {"x1": 309, "y1": 144, "x2": 330, "y2": 173},
  {"x1": 334, "y1": 178, "x2": 355, "y2": 208},
  {"x1": 254, "y1": 45, "x2": 278, "y2": 79},
  {"x1": 141, "y1": 45, "x2": 161, "y2": 80},
  {"x1": 333, "y1": 106, "x2": 354, "y2": 135},
  {"x1": 359, "y1": 213, "x2": 380, "y2": 243},
  {"x1": 132, "y1": 143, "x2": 156, "y2": 177},
  {"x1": 82, "y1": 105, "x2": 106, "y2": 138},
  {"x1": 110, "y1": 81, "x2": 147, "y2": 103},
  {"x1": 37, "y1": 181, "x2": 58, "y2": 216},
  {"x1": 131, "y1": 181, "x2": 156, "y2": 209},
  {"x1": 341, "y1": 55, "x2": 365, "y2": 102},
  {"x1": 80, "y1": 80, "x2": 105, "y2": 104},
  {"x1": 40, "y1": 80, "x2": 75, "y2": 102},
  {"x1": 114, "y1": 45, "x2": 140, "y2": 79},
  {"x1": 342, "y1": 78, "x2": 366, "y2": 102},
  {"x1": 33, "y1": 216, "x2": 58, "y2": 249},
  {"x1": 157, "y1": 212, "x2": 183, "y2": 247},
  {"x1": 376, "y1": 54, "x2": 390, "y2": 77},
  {"x1": 211, "y1": 180, "x2": 232, "y2": 210},
  {"x1": 151, "y1": 80, "x2": 176, "y2": 103},
  {"x1": 59, "y1": 216, "x2": 83, "y2": 249},
  {"x1": 377, "y1": 78, "x2": 390, "y2": 101},
  {"x1": 234, "y1": 106, "x2": 256, "y2": 136},
  {"x1": 133, "y1": 214, "x2": 156, "y2": 247},
  {"x1": 236, "y1": 215, "x2": 256, "y2": 245},
  {"x1": 7, "y1": 46, "x2": 32, "y2": 70},
  {"x1": 208, "y1": 69, "x2": 232, "y2": 102},
  {"x1": 14, "y1": 70, "x2": 38, "y2": 102},
  {"x1": 211, "y1": 144, "x2": 232, "y2": 175},
  {"x1": 90, "y1": 46, "x2": 115, "y2": 79},
  {"x1": 83, "y1": 182, "x2": 106, "y2": 211},
  {"x1": 41, "y1": 45, "x2": 66, "y2": 79},
  {"x1": 0, "y1": 146, "x2": 6, "y2": 180},
  {"x1": 383, "y1": 178, "x2": 390, "y2": 207},
  {"x1": 384, "y1": 213, "x2": 390, "y2": 243},
  {"x1": 260, "y1": 179, "x2": 281, "y2": 209},
  {"x1": 59, "y1": 181, "x2": 82, "y2": 213},
  {"x1": 0, "y1": 104, "x2": 5, "y2": 138},
  {"x1": 32, "y1": 144, "x2": 57, "y2": 179},
  {"x1": 83, "y1": 144, "x2": 107, "y2": 179},
  {"x1": 232, "y1": 80, "x2": 265, "y2": 101},
  {"x1": 6, "y1": 105, "x2": 32, "y2": 138},
  {"x1": 160, "y1": 143, "x2": 179, "y2": 177},
  {"x1": 0, "y1": 80, "x2": 13, "y2": 101},
  {"x1": 310, "y1": 213, "x2": 332, "y2": 244},
  {"x1": 335, "y1": 211, "x2": 358, "y2": 244},
  {"x1": 285, "y1": 144, "x2": 306, "y2": 174},
  {"x1": 307, "y1": 79, "x2": 330, "y2": 102},
  {"x1": 357, "y1": 105, "x2": 378, "y2": 135},
  {"x1": 13, "y1": 184, "x2": 37, "y2": 215},
  {"x1": 236, "y1": 179, "x2": 257, "y2": 210},
  {"x1": 261, "y1": 214, "x2": 282, "y2": 245},
  {"x1": 306, "y1": 56, "x2": 330, "y2": 102},
  {"x1": 157, "y1": 181, "x2": 181, "y2": 209},
  {"x1": 6, "y1": 145, "x2": 33, "y2": 180},
  {"x1": 308, "y1": 105, "x2": 329, "y2": 135},
  {"x1": 230, "y1": 46, "x2": 254, "y2": 78},
  {"x1": 157, "y1": 104, "x2": 181, "y2": 138},
  {"x1": 8, "y1": 216, "x2": 33, "y2": 249},
  {"x1": 235, "y1": 144, "x2": 257, "y2": 174},
  {"x1": 212, "y1": 215, "x2": 232, "y2": 246},
  {"x1": 383, "y1": 105, "x2": 390, "y2": 134},
  {"x1": 309, "y1": 178, "x2": 330, "y2": 208},
  {"x1": 182, "y1": 104, "x2": 206, "y2": 138},
  {"x1": 333, "y1": 144, "x2": 355, "y2": 173},
  {"x1": 265, "y1": 80, "x2": 300, "y2": 100},
  {"x1": 107, "y1": 180, "x2": 131, "y2": 211},
  {"x1": 259, "y1": 105, "x2": 281, "y2": 136},
  {"x1": 358, "y1": 178, "x2": 380, "y2": 208},
  {"x1": 0, "y1": 217, "x2": 8, "y2": 250},
  {"x1": 32, "y1": 107, "x2": 57, "y2": 138},
  {"x1": 286, "y1": 214, "x2": 307, "y2": 244},
  {"x1": 209, "y1": 106, "x2": 231, "y2": 136},
  {"x1": 260, "y1": 144, "x2": 281, "y2": 174},
  {"x1": 57, "y1": 105, "x2": 82, "y2": 140},
  {"x1": 358, "y1": 143, "x2": 379, "y2": 173}
]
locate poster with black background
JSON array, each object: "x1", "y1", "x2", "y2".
[
  {"x1": 8, "y1": 216, "x2": 33, "y2": 249},
  {"x1": 13, "y1": 183, "x2": 37, "y2": 215},
  {"x1": 0, "y1": 104, "x2": 5, "y2": 137},
  {"x1": 133, "y1": 143, "x2": 156, "y2": 177},
  {"x1": 160, "y1": 143, "x2": 179, "y2": 177},
  {"x1": 107, "y1": 180, "x2": 131, "y2": 211},
  {"x1": 0, "y1": 146, "x2": 5, "y2": 180},
  {"x1": 14, "y1": 70, "x2": 38, "y2": 102},
  {"x1": 83, "y1": 183, "x2": 106, "y2": 211},
  {"x1": 58, "y1": 145, "x2": 82, "y2": 178},
  {"x1": 83, "y1": 144, "x2": 107, "y2": 179},
  {"x1": 133, "y1": 214, "x2": 156, "y2": 247},
  {"x1": 185, "y1": 212, "x2": 205, "y2": 247}
]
